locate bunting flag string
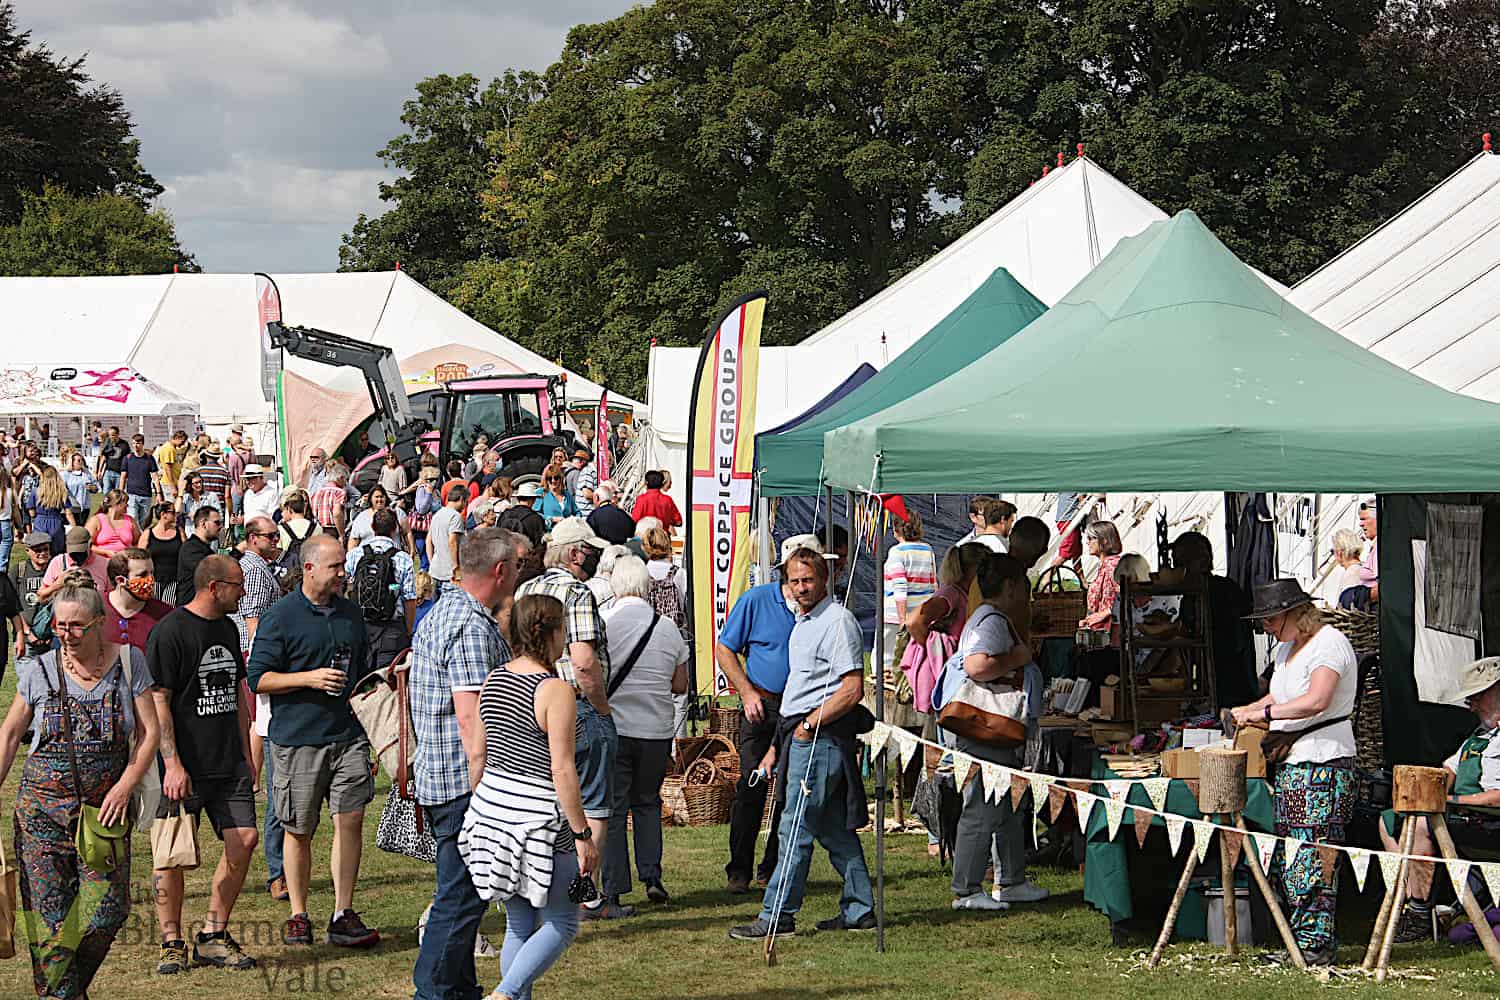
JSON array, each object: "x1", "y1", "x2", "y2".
[
  {"x1": 980, "y1": 762, "x2": 1005, "y2": 804},
  {"x1": 1142, "y1": 777, "x2": 1171, "y2": 813},
  {"x1": 1484, "y1": 863, "x2": 1500, "y2": 911},
  {"x1": 1317, "y1": 845, "x2": 1340, "y2": 886},
  {"x1": 1252, "y1": 833, "x2": 1279, "y2": 875},
  {"x1": 1165, "y1": 815, "x2": 1187, "y2": 856},
  {"x1": 896, "y1": 731, "x2": 918, "y2": 770},
  {"x1": 1347, "y1": 848, "x2": 1372, "y2": 892},
  {"x1": 1220, "y1": 830, "x2": 1245, "y2": 869},
  {"x1": 952, "y1": 753, "x2": 974, "y2": 791},
  {"x1": 1009, "y1": 773, "x2": 1028, "y2": 810},
  {"x1": 1075, "y1": 790, "x2": 1097, "y2": 832},
  {"x1": 1446, "y1": 859, "x2": 1473, "y2": 904},
  {"x1": 1048, "y1": 784, "x2": 1071, "y2": 822},
  {"x1": 1133, "y1": 806, "x2": 1154, "y2": 848},
  {"x1": 1104, "y1": 779, "x2": 1131, "y2": 803},
  {"x1": 866, "y1": 722, "x2": 891, "y2": 755},
  {"x1": 1283, "y1": 837, "x2": 1304, "y2": 868},
  {"x1": 1104, "y1": 798, "x2": 1127, "y2": 841},
  {"x1": 1191, "y1": 820, "x2": 1215, "y2": 864},
  {"x1": 1377, "y1": 851, "x2": 1402, "y2": 890}
]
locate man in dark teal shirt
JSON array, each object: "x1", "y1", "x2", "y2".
[{"x1": 247, "y1": 534, "x2": 378, "y2": 950}]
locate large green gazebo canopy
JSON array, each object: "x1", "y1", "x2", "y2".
[
  {"x1": 825, "y1": 210, "x2": 1500, "y2": 496},
  {"x1": 756, "y1": 267, "x2": 1045, "y2": 497}
]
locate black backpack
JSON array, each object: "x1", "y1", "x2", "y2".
[
  {"x1": 497, "y1": 504, "x2": 545, "y2": 548},
  {"x1": 275, "y1": 520, "x2": 315, "y2": 593},
  {"x1": 352, "y1": 545, "x2": 401, "y2": 622}
]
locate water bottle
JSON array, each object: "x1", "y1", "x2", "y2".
[{"x1": 329, "y1": 643, "x2": 352, "y2": 698}]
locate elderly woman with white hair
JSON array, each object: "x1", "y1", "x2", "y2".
[
  {"x1": 1331, "y1": 527, "x2": 1364, "y2": 602},
  {"x1": 586, "y1": 544, "x2": 632, "y2": 613},
  {"x1": 597, "y1": 555, "x2": 689, "y2": 918}
]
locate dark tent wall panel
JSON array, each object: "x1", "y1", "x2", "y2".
[{"x1": 1379, "y1": 493, "x2": 1490, "y2": 767}]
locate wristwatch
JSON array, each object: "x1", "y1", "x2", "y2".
[
  {"x1": 800, "y1": 719, "x2": 815, "y2": 734},
  {"x1": 572, "y1": 825, "x2": 593, "y2": 841},
  {"x1": 1264, "y1": 704, "x2": 1273, "y2": 723}
]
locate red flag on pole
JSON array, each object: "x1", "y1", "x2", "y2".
[{"x1": 881, "y1": 494, "x2": 909, "y2": 522}]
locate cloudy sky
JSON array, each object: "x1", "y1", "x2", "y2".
[{"x1": 15, "y1": 0, "x2": 637, "y2": 273}]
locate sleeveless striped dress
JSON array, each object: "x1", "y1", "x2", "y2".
[{"x1": 459, "y1": 671, "x2": 583, "y2": 908}]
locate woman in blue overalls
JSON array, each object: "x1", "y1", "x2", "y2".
[{"x1": 0, "y1": 583, "x2": 159, "y2": 998}]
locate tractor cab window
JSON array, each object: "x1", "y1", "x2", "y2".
[{"x1": 447, "y1": 390, "x2": 543, "y2": 458}]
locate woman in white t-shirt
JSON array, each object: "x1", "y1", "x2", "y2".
[{"x1": 1230, "y1": 579, "x2": 1357, "y2": 966}]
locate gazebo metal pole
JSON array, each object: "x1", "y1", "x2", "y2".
[{"x1": 870, "y1": 488, "x2": 886, "y2": 952}]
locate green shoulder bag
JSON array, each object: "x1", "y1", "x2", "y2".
[{"x1": 55, "y1": 658, "x2": 131, "y2": 873}]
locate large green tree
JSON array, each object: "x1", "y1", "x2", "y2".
[
  {"x1": 0, "y1": 2, "x2": 161, "y2": 224},
  {"x1": 339, "y1": 72, "x2": 541, "y2": 297},
  {"x1": 0, "y1": 184, "x2": 196, "y2": 276}
]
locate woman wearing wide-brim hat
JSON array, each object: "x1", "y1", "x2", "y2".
[{"x1": 1229, "y1": 579, "x2": 1359, "y2": 966}]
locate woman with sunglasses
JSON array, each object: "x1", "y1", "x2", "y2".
[
  {"x1": 536, "y1": 464, "x2": 578, "y2": 531},
  {"x1": 137, "y1": 504, "x2": 186, "y2": 604},
  {"x1": 0, "y1": 582, "x2": 160, "y2": 998},
  {"x1": 177, "y1": 472, "x2": 218, "y2": 522}
]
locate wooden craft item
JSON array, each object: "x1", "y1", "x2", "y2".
[
  {"x1": 1220, "y1": 822, "x2": 1238, "y2": 956},
  {"x1": 1235, "y1": 815, "x2": 1306, "y2": 969},
  {"x1": 1391, "y1": 765, "x2": 1447, "y2": 814},
  {"x1": 1197, "y1": 748, "x2": 1248, "y2": 815},
  {"x1": 1362, "y1": 813, "x2": 1410, "y2": 972},
  {"x1": 1375, "y1": 817, "x2": 1417, "y2": 981}
]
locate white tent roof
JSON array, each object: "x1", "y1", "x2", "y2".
[
  {"x1": 1288, "y1": 150, "x2": 1500, "y2": 400},
  {"x1": 0, "y1": 270, "x2": 638, "y2": 446},
  {"x1": 0, "y1": 363, "x2": 197, "y2": 417}
]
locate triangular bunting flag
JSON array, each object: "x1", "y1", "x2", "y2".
[
  {"x1": 1133, "y1": 806, "x2": 1154, "y2": 847},
  {"x1": 1075, "y1": 791, "x2": 1097, "y2": 832},
  {"x1": 1165, "y1": 815, "x2": 1187, "y2": 856},
  {"x1": 1029, "y1": 775, "x2": 1054, "y2": 813},
  {"x1": 1191, "y1": 820, "x2": 1215, "y2": 864},
  {"x1": 1317, "y1": 845, "x2": 1340, "y2": 885},
  {"x1": 952, "y1": 753, "x2": 974, "y2": 791},
  {"x1": 1142, "y1": 777, "x2": 1170, "y2": 814},
  {"x1": 1105, "y1": 779, "x2": 1131, "y2": 802},
  {"x1": 980, "y1": 762, "x2": 1004, "y2": 803},
  {"x1": 866, "y1": 721, "x2": 891, "y2": 754},
  {"x1": 1104, "y1": 798, "x2": 1127, "y2": 841},
  {"x1": 1252, "y1": 833, "x2": 1278, "y2": 874},
  {"x1": 1009, "y1": 773, "x2": 1028, "y2": 810},
  {"x1": 1377, "y1": 851, "x2": 1401, "y2": 890},
  {"x1": 1220, "y1": 830, "x2": 1245, "y2": 869},
  {"x1": 1347, "y1": 848, "x2": 1372, "y2": 892},
  {"x1": 1183, "y1": 779, "x2": 1201, "y2": 803},
  {"x1": 895, "y1": 731, "x2": 918, "y2": 770},
  {"x1": 1283, "y1": 837, "x2": 1304, "y2": 869},
  {"x1": 1446, "y1": 859, "x2": 1473, "y2": 904},
  {"x1": 1048, "y1": 784, "x2": 1070, "y2": 822},
  {"x1": 1483, "y1": 863, "x2": 1500, "y2": 910}
]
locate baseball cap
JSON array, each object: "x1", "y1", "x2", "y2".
[
  {"x1": 24, "y1": 531, "x2": 51, "y2": 550},
  {"x1": 65, "y1": 526, "x2": 91, "y2": 554},
  {"x1": 777, "y1": 533, "x2": 825, "y2": 566},
  {"x1": 549, "y1": 517, "x2": 608, "y2": 549},
  {"x1": 1456, "y1": 657, "x2": 1500, "y2": 700},
  {"x1": 514, "y1": 481, "x2": 543, "y2": 500}
]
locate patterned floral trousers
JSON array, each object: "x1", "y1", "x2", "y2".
[{"x1": 1271, "y1": 759, "x2": 1356, "y2": 953}]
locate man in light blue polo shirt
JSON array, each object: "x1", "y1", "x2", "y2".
[
  {"x1": 729, "y1": 545, "x2": 874, "y2": 940},
  {"x1": 713, "y1": 533, "x2": 815, "y2": 893}
]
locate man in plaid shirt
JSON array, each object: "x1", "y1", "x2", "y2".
[
  {"x1": 310, "y1": 464, "x2": 350, "y2": 541},
  {"x1": 410, "y1": 526, "x2": 519, "y2": 1000},
  {"x1": 514, "y1": 517, "x2": 617, "y2": 878}
]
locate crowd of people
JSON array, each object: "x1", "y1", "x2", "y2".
[{"x1": 1, "y1": 415, "x2": 1497, "y2": 996}]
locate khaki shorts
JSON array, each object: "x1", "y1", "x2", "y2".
[{"x1": 269, "y1": 737, "x2": 375, "y2": 836}]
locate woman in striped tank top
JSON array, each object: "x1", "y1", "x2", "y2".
[{"x1": 459, "y1": 594, "x2": 595, "y2": 1000}]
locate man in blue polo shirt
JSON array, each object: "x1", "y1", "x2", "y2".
[{"x1": 714, "y1": 533, "x2": 820, "y2": 894}]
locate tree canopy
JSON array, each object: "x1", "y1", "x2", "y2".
[
  {"x1": 346, "y1": 0, "x2": 1500, "y2": 398},
  {"x1": 0, "y1": 185, "x2": 196, "y2": 276}
]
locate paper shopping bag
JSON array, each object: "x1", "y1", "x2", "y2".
[{"x1": 149, "y1": 803, "x2": 200, "y2": 871}]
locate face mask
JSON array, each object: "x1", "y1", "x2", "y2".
[
  {"x1": 124, "y1": 576, "x2": 155, "y2": 600},
  {"x1": 69, "y1": 551, "x2": 87, "y2": 566},
  {"x1": 580, "y1": 549, "x2": 601, "y2": 580}
]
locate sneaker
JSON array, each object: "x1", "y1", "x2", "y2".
[
  {"x1": 193, "y1": 931, "x2": 257, "y2": 970},
  {"x1": 1259, "y1": 946, "x2": 1337, "y2": 967},
  {"x1": 267, "y1": 877, "x2": 289, "y2": 902},
  {"x1": 728, "y1": 916, "x2": 795, "y2": 940},
  {"x1": 327, "y1": 909, "x2": 380, "y2": 948},
  {"x1": 645, "y1": 879, "x2": 670, "y2": 904},
  {"x1": 952, "y1": 892, "x2": 1008, "y2": 912},
  {"x1": 581, "y1": 899, "x2": 636, "y2": 920},
  {"x1": 474, "y1": 934, "x2": 500, "y2": 959},
  {"x1": 157, "y1": 939, "x2": 190, "y2": 975},
  {"x1": 726, "y1": 874, "x2": 750, "y2": 895},
  {"x1": 282, "y1": 913, "x2": 313, "y2": 946},
  {"x1": 994, "y1": 881, "x2": 1049, "y2": 904},
  {"x1": 815, "y1": 912, "x2": 877, "y2": 932},
  {"x1": 1393, "y1": 905, "x2": 1432, "y2": 945}
]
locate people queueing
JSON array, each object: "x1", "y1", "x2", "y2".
[
  {"x1": 514, "y1": 517, "x2": 618, "y2": 916},
  {"x1": 714, "y1": 535, "x2": 813, "y2": 894},
  {"x1": 148, "y1": 555, "x2": 261, "y2": 974},
  {"x1": 247, "y1": 534, "x2": 380, "y2": 950},
  {"x1": 730, "y1": 545, "x2": 875, "y2": 940},
  {"x1": 411, "y1": 527, "x2": 520, "y2": 1000}
]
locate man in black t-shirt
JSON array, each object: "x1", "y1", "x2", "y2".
[
  {"x1": 98, "y1": 425, "x2": 128, "y2": 494},
  {"x1": 10, "y1": 531, "x2": 53, "y2": 662},
  {"x1": 176, "y1": 506, "x2": 222, "y2": 607},
  {"x1": 122, "y1": 432, "x2": 160, "y2": 527},
  {"x1": 148, "y1": 554, "x2": 259, "y2": 974}
]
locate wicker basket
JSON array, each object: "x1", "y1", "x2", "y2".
[
  {"x1": 682, "y1": 758, "x2": 734, "y2": 826},
  {"x1": 709, "y1": 705, "x2": 742, "y2": 744},
  {"x1": 713, "y1": 750, "x2": 742, "y2": 783},
  {"x1": 661, "y1": 775, "x2": 688, "y2": 826},
  {"x1": 1032, "y1": 567, "x2": 1086, "y2": 639},
  {"x1": 1322, "y1": 607, "x2": 1379, "y2": 658}
]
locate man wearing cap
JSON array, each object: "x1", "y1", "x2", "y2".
[
  {"x1": 11, "y1": 531, "x2": 54, "y2": 663},
  {"x1": 713, "y1": 533, "x2": 821, "y2": 894},
  {"x1": 1377, "y1": 658, "x2": 1500, "y2": 944},
  {"x1": 570, "y1": 448, "x2": 598, "y2": 517},
  {"x1": 38, "y1": 525, "x2": 112, "y2": 596},
  {"x1": 241, "y1": 464, "x2": 280, "y2": 524},
  {"x1": 195, "y1": 442, "x2": 233, "y2": 513},
  {"x1": 515, "y1": 517, "x2": 617, "y2": 878}
]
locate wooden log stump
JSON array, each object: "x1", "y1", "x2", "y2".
[
  {"x1": 1198, "y1": 748, "x2": 1248, "y2": 815},
  {"x1": 1392, "y1": 765, "x2": 1447, "y2": 814}
]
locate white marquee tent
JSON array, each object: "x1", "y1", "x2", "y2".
[{"x1": 0, "y1": 270, "x2": 638, "y2": 473}]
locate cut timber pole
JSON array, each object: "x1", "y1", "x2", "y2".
[
  {"x1": 1430, "y1": 814, "x2": 1500, "y2": 972},
  {"x1": 1200, "y1": 748, "x2": 1248, "y2": 956},
  {"x1": 1368, "y1": 766, "x2": 1453, "y2": 979},
  {"x1": 1391, "y1": 764, "x2": 1447, "y2": 814},
  {"x1": 1147, "y1": 849, "x2": 1199, "y2": 969},
  {"x1": 1235, "y1": 815, "x2": 1305, "y2": 969},
  {"x1": 1374, "y1": 817, "x2": 1417, "y2": 981}
]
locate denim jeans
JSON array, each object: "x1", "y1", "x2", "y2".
[
  {"x1": 0, "y1": 518, "x2": 11, "y2": 572},
  {"x1": 413, "y1": 795, "x2": 489, "y2": 1000},
  {"x1": 263, "y1": 747, "x2": 284, "y2": 887},
  {"x1": 499, "y1": 850, "x2": 580, "y2": 1000},
  {"x1": 758, "y1": 737, "x2": 873, "y2": 923},
  {"x1": 576, "y1": 703, "x2": 617, "y2": 820},
  {"x1": 101, "y1": 470, "x2": 121, "y2": 494},
  {"x1": 603, "y1": 736, "x2": 670, "y2": 899},
  {"x1": 127, "y1": 493, "x2": 153, "y2": 527}
]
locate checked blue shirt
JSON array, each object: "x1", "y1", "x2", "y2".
[{"x1": 410, "y1": 585, "x2": 510, "y2": 806}]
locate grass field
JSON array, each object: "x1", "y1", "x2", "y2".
[{"x1": 0, "y1": 594, "x2": 1496, "y2": 996}]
